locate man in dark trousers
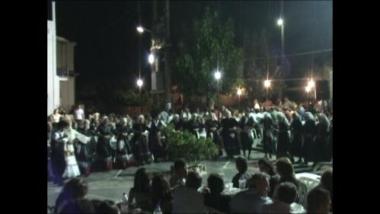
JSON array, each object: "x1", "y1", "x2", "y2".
[
  {"x1": 290, "y1": 112, "x2": 304, "y2": 163},
  {"x1": 220, "y1": 109, "x2": 240, "y2": 158},
  {"x1": 131, "y1": 115, "x2": 150, "y2": 164},
  {"x1": 50, "y1": 120, "x2": 69, "y2": 185},
  {"x1": 302, "y1": 112, "x2": 317, "y2": 165},
  {"x1": 148, "y1": 110, "x2": 166, "y2": 162}
]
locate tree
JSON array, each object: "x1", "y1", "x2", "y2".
[{"x1": 174, "y1": 8, "x2": 243, "y2": 103}]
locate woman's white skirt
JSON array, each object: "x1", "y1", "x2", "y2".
[{"x1": 63, "y1": 155, "x2": 81, "y2": 178}]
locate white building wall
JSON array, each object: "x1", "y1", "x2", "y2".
[{"x1": 47, "y1": 5, "x2": 60, "y2": 116}]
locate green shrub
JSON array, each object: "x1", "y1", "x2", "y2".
[{"x1": 162, "y1": 124, "x2": 219, "y2": 162}]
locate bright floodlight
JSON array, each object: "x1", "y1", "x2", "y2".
[
  {"x1": 277, "y1": 18, "x2": 284, "y2": 26},
  {"x1": 305, "y1": 86, "x2": 311, "y2": 93},
  {"x1": 136, "y1": 78, "x2": 143, "y2": 88},
  {"x1": 237, "y1": 88, "x2": 243, "y2": 96},
  {"x1": 148, "y1": 53, "x2": 155, "y2": 64},
  {"x1": 214, "y1": 70, "x2": 222, "y2": 81},
  {"x1": 137, "y1": 26, "x2": 144, "y2": 33},
  {"x1": 264, "y1": 79, "x2": 271, "y2": 88},
  {"x1": 308, "y1": 79, "x2": 316, "y2": 88}
]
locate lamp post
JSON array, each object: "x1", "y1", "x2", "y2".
[
  {"x1": 137, "y1": 78, "x2": 143, "y2": 91},
  {"x1": 264, "y1": 79, "x2": 271, "y2": 100},
  {"x1": 276, "y1": 17, "x2": 285, "y2": 99},
  {"x1": 305, "y1": 78, "x2": 316, "y2": 105},
  {"x1": 137, "y1": 25, "x2": 158, "y2": 90},
  {"x1": 237, "y1": 87, "x2": 243, "y2": 110},
  {"x1": 307, "y1": 78, "x2": 316, "y2": 100},
  {"x1": 277, "y1": 17, "x2": 285, "y2": 57},
  {"x1": 148, "y1": 52, "x2": 155, "y2": 65},
  {"x1": 214, "y1": 70, "x2": 222, "y2": 106},
  {"x1": 136, "y1": 25, "x2": 152, "y2": 34}
]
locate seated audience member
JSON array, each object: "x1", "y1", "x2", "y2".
[
  {"x1": 203, "y1": 173, "x2": 230, "y2": 213},
  {"x1": 313, "y1": 168, "x2": 332, "y2": 212},
  {"x1": 262, "y1": 182, "x2": 299, "y2": 213},
  {"x1": 317, "y1": 169, "x2": 332, "y2": 199},
  {"x1": 54, "y1": 178, "x2": 88, "y2": 214},
  {"x1": 232, "y1": 157, "x2": 251, "y2": 188},
  {"x1": 275, "y1": 158, "x2": 300, "y2": 188},
  {"x1": 172, "y1": 171, "x2": 206, "y2": 213},
  {"x1": 151, "y1": 174, "x2": 172, "y2": 213},
  {"x1": 258, "y1": 158, "x2": 280, "y2": 197},
  {"x1": 58, "y1": 199, "x2": 95, "y2": 214},
  {"x1": 128, "y1": 168, "x2": 152, "y2": 211},
  {"x1": 92, "y1": 199, "x2": 120, "y2": 214},
  {"x1": 170, "y1": 159, "x2": 188, "y2": 188},
  {"x1": 306, "y1": 188, "x2": 331, "y2": 214},
  {"x1": 230, "y1": 172, "x2": 272, "y2": 214}
]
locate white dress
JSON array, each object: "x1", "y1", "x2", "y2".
[
  {"x1": 62, "y1": 128, "x2": 90, "y2": 178},
  {"x1": 62, "y1": 143, "x2": 81, "y2": 178}
]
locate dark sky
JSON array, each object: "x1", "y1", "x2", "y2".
[{"x1": 55, "y1": 1, "x2": 332, "y2": 91}]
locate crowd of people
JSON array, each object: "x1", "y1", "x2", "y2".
[
  {"x1": 52, "y1": 158, "x2": 333, "y2": 214},
  {"x1": 48, "y1": 99, "x2": 332, "y2": 185}
]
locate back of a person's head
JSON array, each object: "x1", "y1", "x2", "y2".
[
  {"x1": 58, "y1": 120, "x2": 70, "y2": 130},
  {"x1": 63, "y1": 178, "x2": 88, "y2": 199},
  {"x1": 207, "y1": 174, "x2": 224, "y2": 194},
  {"x1": 258, "y1": 158, "x2": 275, "y2": 176},
  {"x1": 307, "y1": 188, "x2": 331, "y2": 214},
  {"x1": 247, "y1": 172, "x2": 269, "y2": 195},
  {"x1": 93, "y1": 200, "x2": 120, "y2": 214},
  {"x1": 152, "y1": 174, "x2": 170, "y2": 197},
  {"x1": 274, "y1": 182, "x2": 297, "y2": 204},
  {"x1": 320, "y1": 169, "x2": 332, "y2": 193},
  {"x1": 151, "y1": 109, "x2": 159, "y2": 120},
  {"x1": 186, "y1": 171, "x2": 202, "y2": 190},
  {"x1": 235, "y1": 157, "x2": 248, "y2": 173},
  {"x1": 58, "y1": 199, "x2": 95, "y2": 214},
  {"x1": 276, "y1": 158, "x2": 294, "y2": 178},
  {"x1": 174, "y1": 159, "x2": 186, "y2": 172},
  {"x1": 134, "y1": 168, "x2": 150, "y2": 192},
  {"x1": 248, "y1": 172, "x2": 267, "y2": 187}
]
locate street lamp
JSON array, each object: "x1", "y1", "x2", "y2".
[
  {"x1": 136, "y1": 25, "x2": 144, "y2": 34},
  {"x1": 307, "y1": 78, "x2": 316, "y2": 100},
  {"x1": 305, "y1": 85, "x2": 311, "y2": 93},
  {"x1": 264, "y1": 79, "x2": 271, "y2": 89},
  {"x1": 136, "y1": 25, "x2": 152, "y2": 34},
  {"x1": 276, "y1": 17, "x2": 285, "y2": 55},
  {"x1": 237, "y1": 88, "x2": 243, "y2": 96},
  {"x1": 277, "y1": 18, "x2": 284, "y2": 26},
  {"x1": 148, "y1": 53, "x2": 155, "y2": 65},
  {"x1": 214, "y1": 70, "x2": 222, "y2": 106},
  {"x1": 136, "y1": 78, "x2": 144, "y2": 88},
  {"x1": 214, "y1": 70, "x2": 222, "y2": 81},
  {"x1": 276, "y1": 17, "x2": 285, "y2": 99},
  {"x1": 264, "y1": 79, "x2": 271, "y2": 100},
  {"x1": 307, "y1": 79, "x2": 315, "y2": 88},
  {"x1": 237, "y1": 87, "x2": 243, "y2": 109}
]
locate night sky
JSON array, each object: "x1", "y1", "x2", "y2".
[{"x1": 55, "y1": 1, "x2": 332, "y2": 92}]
